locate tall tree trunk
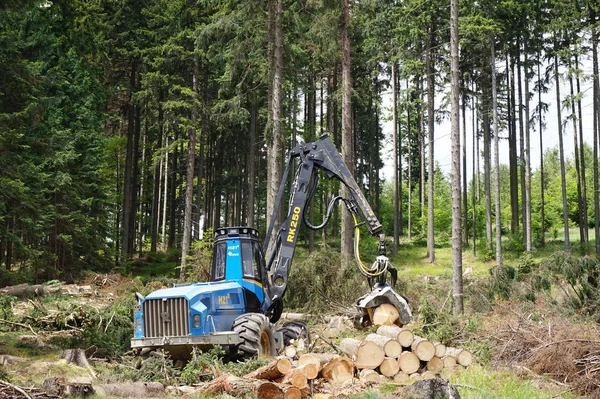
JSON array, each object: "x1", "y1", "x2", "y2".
[
  {"x1": 450, "y1": 0, "x2": 463, "y2": 315},
  {"x1": 150, "y1": 102, "x2": 163, "y2": 253},
  {"x1": 592, "y1": 16, "x2": 600, "y2": 255},
  {"x1": 517, "y1": 49, "x2": 526, "y2": 243},
  {"x1": 554, "y1": 52, "x2": 570, "y2": 252},
  {"x1": 167, "y1": 138, "x2": 179, "y2": 249},
  {"x1": 419, "y1": 77, "x2": 426, "y2": 226},
  {"x1": 308, "y1": 68, "x2": 316, "y2": 254},
  {"x1": 575, "y1": 54, "x2": 589, "y2": 245},
  {"x1": 426, "y1": 28, "x2": 436, "y2": 264},
  {"x1": 266, "y1": 0, "x2": 284, "y2": 254},
  {"x1": 122, "y1": 61, "x2": 140, "y2": 257},
  {"x1": 491, "y1": 37, "x2": 502, "y2": 266},
  {"x1": 138, "y1": 128, "x2": 146, "y2": 256},
  {"x1": 537, "y1": 52, "x2": 546, "y2": 247},
  {"x1": 392, "y1": 63, "x2": 399, "y2": 255},
  {"x1": 181, "y1": 55, "x2": 199, "y2": 276},
  {"x1": 407, "y1": 81, "x2": 412, "y2": 241},
  {"x1": 462, "y1": 93, "x2": 468, "y2": 247},
  {"x1": 397, "y1": 73, "x2": 403, "y2": 237},
  {"x1": 472, "y1": 88, "x2": 477, "y2": 256},
  {"x1": 483, "y1": 79, "x2": 492, "y2": 250},
  {"x1": 569, "y1": 61, "x2": 584, "y2": 246},
  {"x1": 524, "y1": 48, "x2": 532, "y2": 252},
  {"x1": 509, "y1": 55, "x2": 519, "y2": 233},
  {"x1": 247, "y1": 94, "x2": 257, "y2": 227},
  {"x1": 161, "y1": 135, "x2": 169, "y2": 250},
  {"x1": 341, "y1": 0, "x2": 354, "y2": 268}
]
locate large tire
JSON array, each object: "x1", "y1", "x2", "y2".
[
  {"x1": 232, "y1": 313, "x2": 276, "y2": 360},
  {"x1": 276, "y1": 321, "x2": 311, "y2": 346}
]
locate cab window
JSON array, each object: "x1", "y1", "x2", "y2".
[
  {"x1": 241, "y1": 241, "x2": 260, "y2": 279},
  {"x1": 212, "y1": 242, "x2": 226, "y2": 280}
]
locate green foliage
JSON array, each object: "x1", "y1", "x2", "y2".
[
  {"x1": 489, "y1": 265, "x2": 516, "y2": 300},
  {"x1": 540, "y1": 252, "x2": 600, "y2": 314},
  {"x1": 285, "y1": 247, "x2": 372, "y2": 312},
  {"x1": 415, "y1": 297, "x2": 458, "y2": 346},
  {"x1": 0, "y1": 295, "x2": 16, "y2": 323},
  {"x1": 186, "y1": 228, "x2": 214, "y2": 282},
  {"x1": 180, "y1": 346, "x2": 225, "y2": 385}
]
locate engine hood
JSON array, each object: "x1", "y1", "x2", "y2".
[{"x1": 143, "y1": 281, "x2": 242, "y2": 301}]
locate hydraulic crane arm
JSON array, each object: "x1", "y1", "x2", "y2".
[{"x1": 262, "y1": 135, "x2": 386, "y2": 319}]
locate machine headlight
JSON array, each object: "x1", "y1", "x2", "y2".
[{"x1": 192, "y1": 314, "x2": 201, "y2": 329}]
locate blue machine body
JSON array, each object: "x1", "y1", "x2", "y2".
[{"x1": 133, "y1": 227, "x2": 272, "y2": 342}]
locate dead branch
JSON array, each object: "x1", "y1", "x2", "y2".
[{"x1": 0, "y1": 318, "x2": 37, "y2": 335}]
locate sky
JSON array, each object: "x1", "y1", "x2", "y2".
[{"x1": 379, "y1": 56, "x2": 596, "y2": 185}]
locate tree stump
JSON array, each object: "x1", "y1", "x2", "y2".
[{"x1": 405, "y1": 378, "x2": 461, "y2": 399}]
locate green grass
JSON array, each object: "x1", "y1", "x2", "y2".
[{"x1": 449, "y1": 365, "x2": 580, "y2": 399}]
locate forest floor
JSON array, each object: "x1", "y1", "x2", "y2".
[{"x1": 1, "y1": 236, "x2": 599, "y2": 398}]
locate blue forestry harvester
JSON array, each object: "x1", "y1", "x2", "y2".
[{"x1": 131, "y1": 135, "x2": 411, "y2": 359}]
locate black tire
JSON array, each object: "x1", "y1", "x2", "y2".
[
  {"x1": 276, "y1": 321, "x2": 311, "y2": 347},
  {"x1": 232, "y1": 313, "x2": 276, "y2": 360}
]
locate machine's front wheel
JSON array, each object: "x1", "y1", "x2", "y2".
[{"x1": 232, "y1": 313, "x2": 276, "y2": 360}]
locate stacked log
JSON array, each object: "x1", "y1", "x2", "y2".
[{"x1": 341, "y1": 329, "x2": 473, "y2": 383}]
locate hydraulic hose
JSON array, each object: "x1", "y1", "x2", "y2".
[{"x1": 352, "y1": 213, "x2": 388, "y2": 278}]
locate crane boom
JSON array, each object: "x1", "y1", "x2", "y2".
[{"x1": 262, "y1": 135, "x2": 410, "y2": 325}]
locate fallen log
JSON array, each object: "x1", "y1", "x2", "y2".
[
  {"x1": 246, "y1": 358, "x2": 293, "y2": 380},
  {"x1": 372, "y1": 304, "x2": 400, "y2": 326},
  {"x1": 338, "y1": 338, "x2": 361, "y2": 358},
  {"x1": 321, "y1": 357, "x2": 354, "y2": 385},
  {"x1": 364, "y1": 333, "x2": 402, "y2": 358},
  {"x1": 398, "y1": 351, "x2": 420, "y2": 374},
  {"x1": 0, "y1": 284, "x2": 46, "y2": 298},
  {"x1": 434, "y1": 342, "x2": 447, "y2": 358},
  {"x1": 359, "y1": 369, "x2": 381, "y2": 383},
  {"x1": 94, "y1": 382, "x2": 163, "y2": 398},
  {"x1": 379, "y1": 357, "x2": 400, "y2": 377},
  {"x1": 282, "y1": 385, "x2": 302, "y2": 399},
  {"x1": 426, "y1": 356, "x2": 444, "y2": 374},
  {"x1": 257, "y1": 381, "x2": 284, "y2": 399},
  {"x1": 393, "y1": 371, "x2": 410, "y2": 384},
  {"x1": 376, "y1": 325, "x2": 414, "y2": 348},
  {"x1": 411, "y1": 337, "x2": 436, "y2": 361},
  {"x1": 445, "y1": 347, "x2": 473, "y2": 367},
  {"x1": 280, "y1": 369, "x2": 308, "y2": 389},
  {"x1": 298, "y1": 353, "x2": 335, "y2": 369},
  {"x1": 297, "y1": 363, "x2": 319, "y2": 380},
  {"x1": 442, "y1": 355, "x2": 457, "y2": 369},
  {"x1": 355, "y1": 341, "x2": 385, "y2": 369}
]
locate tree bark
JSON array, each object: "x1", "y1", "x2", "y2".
[
  {"x1": 537, "y1": 52, "x2": 546, "y2": 247},
  {"x1": 575, "y1": 54, "x2": 588, "y2": 245},
  {"x1": 508, "y1": 55, "x2": 519, "y2": 234},
  {"x1": 392, "y1": 63, "x2": 399, "y2": 255},
  {"x1": 569, "y1": 61, "x2": 584, "y2": 247},
  {"x1": 523, "y1": 47, "x2": 532, "y2": 252},
  {"x1": 122, "y1": 60, "x2": 139, "y2": 257},
  {"x1": 492, "y1": 37, "x2": 502, "y2": 267},
  {"x1": 150, "y1": 102, "x2": 163, "y2": 253},
  {"x1": 266, "y1": 0, "x2": 284, "y2": 254},
  {"x1": 451, "y1": 0, "x2": 463, "y2": 315},
  {"x1": 554, "y1": 52, "x2": 570, "y2": 252},
  {"x1": 181, "y1": 55, "x2": 199, "y2": 276},
  {"x1": 592, "y1": 16, "x2": 600, "y2": 255},
  {"x1": 426, "y1": 27, "x2": 436, "y2": 264},
  {"x1": 340, "y1": 0, "x2": 354, "y2": 269}
]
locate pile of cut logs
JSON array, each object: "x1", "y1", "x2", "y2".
[
  {"x1": 338, "y1": 324, "x2": 473, "y2": 383},
  {"x1": 187, "y1": 324, "x2": 473, "y2": 399}
]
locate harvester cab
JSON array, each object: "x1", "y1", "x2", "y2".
[{"x1": 131, "y1": 135, "x2": 411, "y2": 360}]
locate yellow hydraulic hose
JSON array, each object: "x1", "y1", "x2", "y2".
[{"x1": 352, "y1": 213, "x2": 387, "y2": 277}]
